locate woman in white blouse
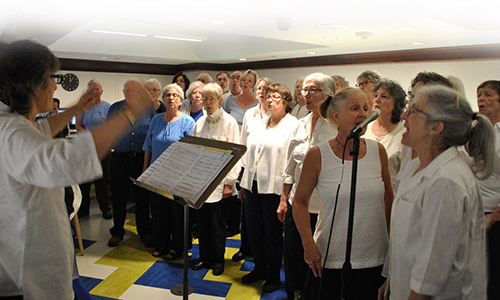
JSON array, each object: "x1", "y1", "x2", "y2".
[
  {"x1": 190, "y1": 83, "x2": 240, "y2": 276},
  {"x1": 293, "y1": 87, "x2": 392, "y2": 300},
  {"x1": 364, "y1": 79, "x2": 407, "y2": 191},
  {"x1": 0, "y1": 40, "x2": 153, "y2": 300},
  {"x1": 378, "y1": 85, "x2": 495, "y2": 299},
  {"x1": 277, "y1": 73, "x2": 338, "y2": 300},
  {"x1": 476, "y1": 80, "x2": 500, "y2": 299},
  {"x1": 239, "y1": 83, "x2": 300, "y2": 293}
]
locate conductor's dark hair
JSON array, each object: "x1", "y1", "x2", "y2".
[{"x1": 0, "y1": 40, "x2": 60, "y2": 115}]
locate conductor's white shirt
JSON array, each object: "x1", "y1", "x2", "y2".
[{"x1": 0, "y1": 102, "x2": 103, "y2": 300}]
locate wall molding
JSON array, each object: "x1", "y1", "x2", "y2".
[{"x1": 59, "y1": 43, "x2": 500, "y2": 75}]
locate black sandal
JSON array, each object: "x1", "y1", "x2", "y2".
[
  {"x1": 164, "y1": 249, "x2": 180, "y2": 261},
  {"x1": 152, "y1": 248, "x2": 165, "y2": 257}
]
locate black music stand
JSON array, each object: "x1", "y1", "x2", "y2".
[{"x1": 132, "y1": 136, "x2": 246, "y2": 299}]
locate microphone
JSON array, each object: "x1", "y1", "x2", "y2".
[{"x1": 347, "y1": 108, "x2": 381, "y2": 139}]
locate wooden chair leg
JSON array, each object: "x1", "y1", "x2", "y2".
[{"x1": 71, "y1": 214, "x2": 85, "y2": 256}]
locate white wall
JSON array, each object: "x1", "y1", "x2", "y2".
[
  {"x1": 57, "y1": 59, "x2": 500, "y2": 111},
  {"x1": 54, "y1": 71, "x2": 172, "y2": 107}
]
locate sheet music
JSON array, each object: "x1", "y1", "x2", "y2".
[{"x1": 137, "y1": 141, "x2": 233, "y2": 206}]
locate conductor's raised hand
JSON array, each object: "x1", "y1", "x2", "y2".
[
  {"x1": 125, "y1": 80, "x2": 155, "y2": 118},
  {"x1": 76, "y1": 91, "x2": 95, "y2": 112}
]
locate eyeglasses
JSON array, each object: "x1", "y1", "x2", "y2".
[
  {"x1": 301, "y1": 87, "x2": 323, "y2": 95},
  {"x1": 165, "y1": 93, "x2": 180, "y2": 99},
  {"x1": 50, "y1": 74, "x2": 63, "y2": 84},
  {"x1": 407, "y1": 104, "x2": 429, "y2": 117},
  {"x1": 355, "y1": 80, "x2": 372, "y2": 88},
  {"x1": 267, "y1": 94, "x2": 282, "y2": 102},
  {"x1": 202, "y1": 96, "x2": 217, "y2": 101},
  {"x1": 148, "y1": 88, "x2": 161, "y2": 93}
]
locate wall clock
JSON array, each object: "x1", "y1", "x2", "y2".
[{"x1": 61, "y1": 73, "x2": 79, "y2": 91}]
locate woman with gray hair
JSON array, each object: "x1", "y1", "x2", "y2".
[
  {"x1": 277, "y1": 72, "x2": 338, "y2": 300},
  {"x1": 290, "y1": 76, "x2": 309, "y2": 119},
  {"x1": 364, "y1": 79, "x2": 407, "y2": 191},
  {"x1": 190, "y1": 83, "x2": 240, "y2": 276},
  {"x1": 378, "y1": 85, "x2": 494, "y2": 299},
  {"x1": 143, "y1": 83, "x2": 195, "y2": 260},
  {"x1": 181, "y1": 81, "x2": 206, "y2": 122},
  {"x1": 145, "y1": 78, "x2": 166, "y2": 113},
  {"x1": 356, "y1": 70, "x2": 383, "y2": 111},
  {"x1": 221, "y1": 69, "x2": 259, "y2": 129},
  {"x1": 293, "y1": 87, "x2": 392, "y2": 299}
]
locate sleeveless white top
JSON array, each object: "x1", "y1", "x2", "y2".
[{"x1": 314, "y1": 139, "x2": 388, "y2": 269}]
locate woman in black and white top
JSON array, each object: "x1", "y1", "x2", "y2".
[{"x1": 293, "y1": 87, "x2": 392, "y2": 300}]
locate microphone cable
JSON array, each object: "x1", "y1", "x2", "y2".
[{"x1": 316, "y1": 138, "x2": 347, "y2": 299}]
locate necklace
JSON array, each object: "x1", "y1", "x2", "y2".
[
  {"x1": 335, "y1": 137, "x2": 345, "y2": 148},
  {"x1": 207, "y1": 116, "x2": 221, "y2": 124}
]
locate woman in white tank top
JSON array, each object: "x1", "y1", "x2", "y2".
[{"x1": 292, "y1": 88, "x2": 393, "y2": 300}]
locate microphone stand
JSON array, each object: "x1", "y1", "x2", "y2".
[{"x1": 340, "y1": 133, "x2": 360, "y2": 300}]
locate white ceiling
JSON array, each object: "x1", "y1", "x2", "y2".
[{"x1": 2, "y1": 0, "x2": 500, "y2": 65}]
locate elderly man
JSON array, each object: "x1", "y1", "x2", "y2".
[
  {"x1": 145, "y1": 78, "x2": 166, "y2": 113},
  {"x1": 76, "y1": 79, "x2": 112, "y2": 219},
  {"x1": 107, "y1": 80, "x2": 157, "y2": 247},
  {"x1": 224, "y1": 70, "x2": 242, "y2": 101},
  {"x1": 216, "y1": 71, "x2": 230, "y2": 94},
  {"x1": 196, "y1": 72, "x2": 214, "y2": 84}
]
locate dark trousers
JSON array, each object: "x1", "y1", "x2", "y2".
[
  {"x1": 284, "y1": 203, "x2": 318, "y2": 300},
  {"x1": 222, "y1": 195, "x2": 241, "y2": 236},
  {"x1": 239, "y1": 197, "x2": 252, "y2": 256},
  {"x1": 79, "y1": 154, "x2": 111, "y2": 216},
  {"x1": 301, "y1": 265, "x2": 384, "y2": 300},
  {"x1": 109, "y1": 151, "x2": 151, "y2": 238},
  {"x1": 488, "y1": 221, "x2": 500, "y2": 299},
  {"x1": 245, "y1": 181, "x2": 283, "y2": 282},
  {"x1": 150, "y1": 192, "x2": 187, "y2": 253},
  {"x1": 197, "y1": 200, "x2": 226, "y2": 264}
]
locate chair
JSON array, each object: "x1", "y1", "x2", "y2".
[{"x1": 69, "y1": 184, "x2": 84, "y2": 256}]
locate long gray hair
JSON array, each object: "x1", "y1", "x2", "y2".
[{"x1": 418, "y1": 85, "x2": 496, "y2": 178}]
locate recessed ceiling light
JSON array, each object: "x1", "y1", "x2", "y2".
[
  {"x1": 238, "y1": 58, "x2": 248, "y2": 61},
  {"x1": 210, "y1": 20, "x2": 226, "y2": 25},
  {"x1": 324, "y1": 37, "x2": 338, "y2": 40},
  {"x1": 314, "y1": 24, "x2": 349, "y2": 31},
  {"x1": 411, "y1": 41, "x2": 425, "y2": 45},
  {"x1": 398, "y1": 26, "x2": 414, "y2": 31},
  {"x1": 306, "y1": 51, "x2": 317, "y2": 55},
  {"x1": 153, "y1": 35, "x2": 202, "y2": 42},
  {"x1": 92, "y1": 30, "x2": 147, "y2": 37},
  {"x1": 100, "y1": 56, "x2": 108, "y2": 59},
  {"x1": 146, "y1": 59, "x2": 153, "y2": 62}
]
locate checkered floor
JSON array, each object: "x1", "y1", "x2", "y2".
[{"x1": 74, "y1": 202, "x2": 287, "y2": 300}]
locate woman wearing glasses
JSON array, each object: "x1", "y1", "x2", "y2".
[
  {"x1": 356, "y1": 70, "x2": 382, "y2": 112},
  {"x1": 190, "y1": 83, "x2": 240, "y2": 276},
  {"x1": 143, "y1": 83, "x2": 195, "y2": 260},
  {"x1": 0, "y1": 40, "x2": 154, "y2": 300},
  {"x1": 277, "y1": 73, "x2": 338, "y2": 300},
  {"x1": 293, "y1": 87, "x2": 392, "y2": 300},
  {"x1": 378, "y1": 85, "x2": 493, "y2": 299},
  {"x1": 239, "y1": 83, "x2": 300, "y2": 293},
  {"x1": 363, "y1": 79, "x2": 407, "y2": 191}
]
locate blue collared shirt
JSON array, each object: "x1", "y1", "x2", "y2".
[{"x1": 107, "y1": 99, "x2": 156, "y2": 152}]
